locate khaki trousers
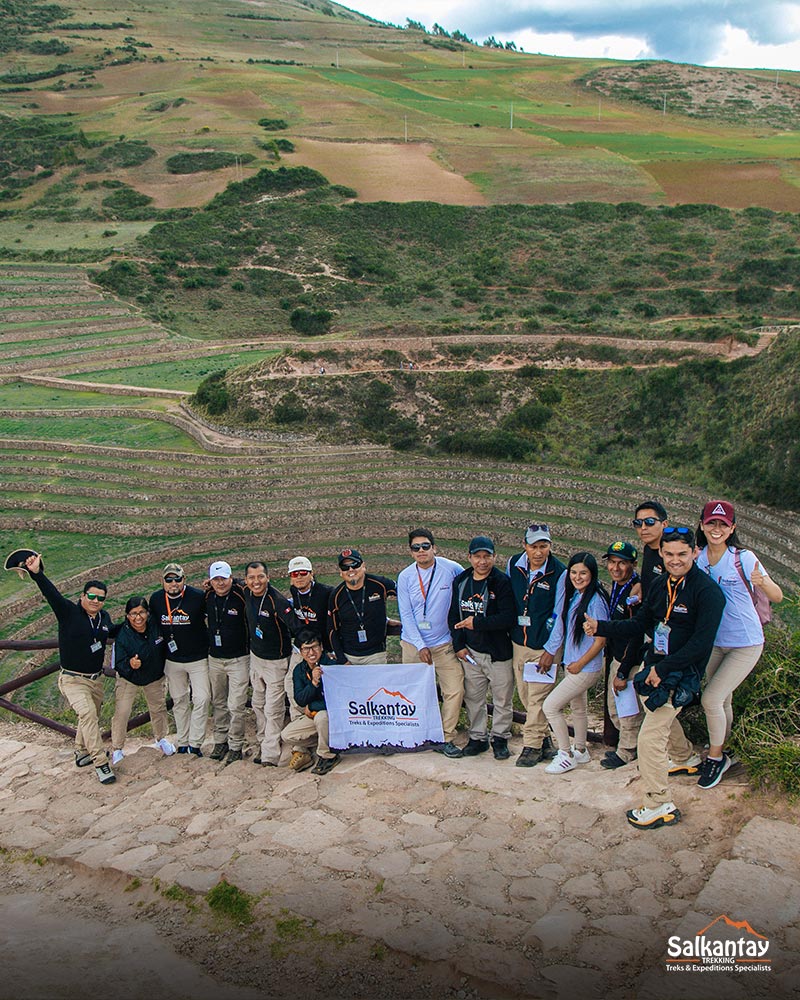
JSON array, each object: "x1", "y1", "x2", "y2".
[
  {"x1": 281, "y1": 710, "x2": 333, "y2": 759},
  {"x1": 702, "y1": 644, "x2": 763, "y2": 747},
  {"x1": 209, "y1": 654, "x2": 250, "y2": 749},
  {"x1": 250, "y1": 653, "x2": 289, "y2": 765},
  {"x1": 606, "y1": 657, "x2": 643, "y2": 759},
  {"x1": 638, "y1": 701, "x2": 693, "y2": 809},
  {"x1": 462, "y1": 647, "x2": 514, "y2": 741},
  {"x1": 344, "y1": 651, "x2": 388, "y2": 665},
  {"x1": 543, "y1": 668, "x2": 600, "y2": 751},
  {"x1": 402, "y1": 639, "x2": 464, "y2": 742},
  {"x1": 111, "y1": 675, "x2": 169, "y2": 750},
  {"x1": 512, "y1": 642, "x2": 554, "y2": 747},
  {"x1": 164, "y1": 657, "x2": 210, "y2": 749},
  {"x1": 58, "y1": 672, "x2": 105, "y2": 766}
]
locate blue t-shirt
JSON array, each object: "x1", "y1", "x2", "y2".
[
  {"x1": 695, "y1": 546, "x2": 764, "y2": 647},
  {"x1": 545, "y1": 590, "x2": 609, "y2": 673}
]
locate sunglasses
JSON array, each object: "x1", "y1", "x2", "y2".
[
  {"x1": 410, "y1": 542, "x2": 433, "y2": 552},
  {"x1": 164, "y1": 575, "x2": 184, "y2": 583},
  {"x1": 85, "y1": 593, "x2": 106, "y2": 602},
  {"x1": 632, "y1": 517, "x2": 661, "y2": 527},
  {"x1": 290, "y1": 570, "x2": 311, "y2": 577},
  {"x1": 526, "y1": 524, "x2": 550, "y2": 532},
  {"x1": 341, "y1": 562, "x2": 362, "y2": 570},
  {"x1": 662, "y1": 527, "x2": 692, "y2": 540}
]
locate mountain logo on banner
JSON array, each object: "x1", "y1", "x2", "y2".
[{"x1": 349, "y1": 687, "x2": 417, "y2": 717}]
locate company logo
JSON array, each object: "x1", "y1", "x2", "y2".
[
  {"x1": 349, "y1": 688, "x2": 417, "y2": 718},
  {"x1": 666, "y1": 915, "x2": 771, "y2": 974}
]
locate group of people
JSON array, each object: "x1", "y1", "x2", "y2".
[{"x1": 22, "y1": 495, "x2": 782, "y2": 830}]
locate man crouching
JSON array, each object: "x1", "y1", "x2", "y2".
[{"x1": 280, "y1": 628, "x2": 340, "y2": 776}]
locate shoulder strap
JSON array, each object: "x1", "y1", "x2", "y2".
[{"x1": 733, "y1": 548, "x2": 754, "y2": 595}]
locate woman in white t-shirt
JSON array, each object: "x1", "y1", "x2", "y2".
[{"x1": 695, "y1": 500, "x2": 783, "y2": 789}]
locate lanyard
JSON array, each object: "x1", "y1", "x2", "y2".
[
  {"x1": 416, "y1": 560, "x2": 437, "y2": 618},
  {"x1": 663, "y1": 577, "x2": 684, "y2": 624},
  {"x1": 610, "y1": 574, "x2": 637, "y2": 610},
  {"x1": 87, "y1": 612, "x2": 102, "y2": 638},
  {"x1": 213, "y1": 592, "x2": 230, "y2": 633},
  {"x1": 346, "y1": 585, "x2": 366, "y2": 628},
  {"x1": 526, "y1": 568, "x2": 544, "y2": 605},
  {"x1": 164, "y1": 591, "x2": 184, "y2": 627}
]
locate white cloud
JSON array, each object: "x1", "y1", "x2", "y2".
[{"x1": 353, "y1": 1, "x2": 800, "y2": 70}]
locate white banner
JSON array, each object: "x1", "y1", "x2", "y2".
[{"x1": 323, "y1": 662, "x2": 444, "y2": 750}]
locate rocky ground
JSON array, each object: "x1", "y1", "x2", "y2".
[{"x1": 0, "y1": 719, "x2": 798, "y2": 1000}]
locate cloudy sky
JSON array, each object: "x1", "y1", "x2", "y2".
[{"x1": 352, "y1": 1, "x2": 800, "y2": 70}]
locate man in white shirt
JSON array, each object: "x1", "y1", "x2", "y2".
[{"x1": 397, "y1": 529, "x2": 464, "y2": 757}]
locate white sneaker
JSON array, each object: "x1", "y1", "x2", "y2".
[
  {"x1": 111, "y1": 749, "x2": 124, "y2": 766},
  {"x1": 157, "y1": 738, "x2": 176, "y2": 756},
  {"x1": 626, "y1": 801, "x2": 681, "y2": 829},
  {"x1": 570, "y1": 745, "x2": 591, "y2": 764},
  {"x1": 545, "y1": 749, "x2": 576, "y2": 773},
  {"x1": 668, "y1": 753, "x2": 702, "y2": 775}
]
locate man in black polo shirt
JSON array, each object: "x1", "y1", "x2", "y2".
[
  {"x1": 205, "y1": 560, "x2": 249, "y2": 765},
  {"x1": 149, "y1": 562, "x2": 209, "y2": 757},
  {"x1": 585, "y1": 527, "x2": 725, "y2": 829},
  {"x1": 24, "y1": 552, "x2": 116, "y2": 785},
  {"x1": 287, "y1": 556, "x2": 333, "y2": 659},
  {"x1": 244, "y1": 560, "x2": 295, "y2": 766},
  {"x1": 328, "y1": 548, "x2": 397, "y2": 665},
  {"x1": 632, "y1": 500, "x2": 669, "y2": 600}
]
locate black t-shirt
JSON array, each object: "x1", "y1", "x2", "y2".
[
  {"x1": 31, "y1": 570, "x2": 112, "y2": 674},
  {"x1": 329, "y1": 574, "x2": 397, "y2": 660},
  {"x1": 205, "y1": 583, "x2": 248, "y2": 658},
  {"x1": 149, "y1": 586, "x2": 209, "y2": 663},
  {"x1": 245, "y1": 585, "x2": 294, "y2": 661},
  {"x1": 290, "y1": 581, "x2": 333, "y2": 650},
  {"x1": 640, "y1": 545, "x2": 665, "y2": 601}
]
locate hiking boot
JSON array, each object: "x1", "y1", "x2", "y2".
[
  {"x1": 515, "y1": 746, "x2": 543, "y2": 767},
  {"x1": 111, "y1": 749, "x2": 125, "y2": 766},
  {"x1": 209, "y1": 741, "x2": 229, "y2": 761},
  {"x1": 177, "y1": 746, "x2": 189, "y2": 755},
  {"x1": 601, "y1": 751, "x2": 633, "y2": 770},
  {"x1": 187, "y1": 745, "x2": 203, "y2": 758},
  {"x1": 95, "y1": 762, "x2": 116, "y2": 785},
  {"x1": 668, "y1": 753, "x2": 702, "y2": 776},
  {"x1": 491, "y1": 736, "x2": 510, "y2": 760},
  {"x1": 311, "y1": 753, "x2": 341, "y2": 775},
  {"x1": 289, "y1": 749, "x2": 314, "y2": 772},
  {"x1": 224, "y1": 748, "x2": 243, "y2": 765},
  {"x1": 626, "y1": 802, "x2": 681, "y2": 830},
  {"x1": 75, "y1": 750, "x2": 93, "y2": 768},
  {"x1": 697, "y1": 752, "x2": 731, "y2": 790},
  {"x1": 442, "y1": 741, "x2": 464, "y2": 758},
  {"x1": 541, "y1": 735, "x2": 558, "y2": 760},
  {"x1": 461, "y1": 738, "x2": 489, "y2": 757}
]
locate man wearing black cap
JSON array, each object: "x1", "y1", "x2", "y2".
[
  {"x1": 150, "y1": 562, "x2": 209, "y2": 757},
  {"x1": 328, "y1": 548, "x2": 397, "y2": 665},
  {"x1": 448, "y1": 536, "x2": 515, "y2": 760},
  {"x1": 600, "y1": 541, "x2": 644, "y2": 770},
  {"x1": 24, "y1": 552, "x2": 116, "y2": 785},
  {"x1": 507, "y1": 523, "x2": 566, "y2": 767},
  {"x1": 205, "y1": 559, "x2": 249, "y2": 765}
]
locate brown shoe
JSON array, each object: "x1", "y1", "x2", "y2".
[{"x1": 289, "y1": 750, "x2": 314, "y2": 772}]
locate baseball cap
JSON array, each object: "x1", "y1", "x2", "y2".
[
  {"x1": 525, "y1": 523, "x2": 551, "y2": 544},
  {"x1": 702, "y1": 500, "x2": 735, "y2": 527},
  {"x1": 603, "y1": 541, "x2": 638, "y2": 562},
  {"x1": 338, "y1": 547, "x2": 363, "y2": 568},
  {"x1": 288, "y1": 556, "x2": 313, "y2": 574},
  {"x1": 209, "y1": 560, "x2": 232, "y2": 579},
  {"x1": 468, "y1": 535, "x2": 495, "y2": 555},
  {"x1": 163, "y1": 562, "x2": 184, "y2": 578}
]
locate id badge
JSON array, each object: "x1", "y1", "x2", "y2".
[
  {"x1": 357, "y1": 628, "x2": 368, "y2": 643},
  {"x1": 167, "y1": 639, "x2": 178, "y2": 654},
  {"x1": 653, "y1": 622, "x2": 670, "y2": 655},
  {"x1": 90, "y1": 641, "x2": 102, "y2": 653},
  {"x1": 214, "y1": 633, "x2": 222, "y2": 647},
  {"x1": 255, "y1": 626, "x2": 264, "y2": 640},
  {"x1": 419, "y1": 621, "x2": 432, "y2": 631},
  {"x1": 518, "y1": 615, "x2": 531, "y2": 627}
]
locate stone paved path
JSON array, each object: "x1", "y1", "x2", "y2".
[{"x1": 0, "y1": 734, "x2": 798, "y2": 999}]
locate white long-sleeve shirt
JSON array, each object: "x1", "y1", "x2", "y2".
[{"x1": 398, "y1": 556, "x2": 463, "y2": 650}]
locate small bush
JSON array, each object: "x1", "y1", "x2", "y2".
[
  {"x1": 206, "y1": 879, "x2": 255, "y2": 924},
  {"x1": 290, "y1": 307, "x2": 332, "y2": 335},
  {"x1": 258, "y1": 118, "x2": 288, "y2": 131}
]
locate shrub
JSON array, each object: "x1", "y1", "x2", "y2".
[
  {"x1": 290, "y1": 307, "x2": 332, "y2": 335},
  {"x1": 258, "y1": 117, "x2": 288, "y2": 131},
  {"x1": 273, "y1": 392, "x2": 305, "y2": 423},
  {"x1": 193, "y1": 371, "x2": 230, "y2": 414},
  {"x1": 205, "y1": 879, "x2": 255, "y2": 924}
]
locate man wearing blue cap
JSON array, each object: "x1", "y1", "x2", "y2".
[{"x1": 448, "y1": 536, "x2": 515, "y2": 760}]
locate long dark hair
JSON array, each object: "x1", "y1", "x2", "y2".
[
  {"x1": 696, "y1": 520, "x2": 743, "y2": 550},
  {"x1": 125, "y1": 595, "x2": 148, "y2": 616},
  {"x1": 562, "y1": 552, "x2": 609, "y2": 645}
]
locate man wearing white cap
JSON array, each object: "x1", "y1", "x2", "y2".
[
  {"x1": 287, "y1": 556, "x2": 333, "y2": 659},
  {"x1": 205, "y1": 560, "x2": 249, "y2": 764}
]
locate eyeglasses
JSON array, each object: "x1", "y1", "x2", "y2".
[
  {"x1": 632, "y1": 517, "x2": 661, "y2": 528},
  {"x1": 164, "y1": 575, "x2": 184, "y2": 583},
  {"x1": 128, "y1": 610, "x2": 147, "y2": 618},
  {"x1": 662, "y1": 527, "x2": 692, "y2": 540},
  {"x1": 300, "y1": 644, "x2": 322, "y2": 652},
  {"x1": 410, "y1": 543, "x2": 433, "y2": 552},
  {"x1": 85, "y1": 593, "x2": 106, "y2": 602},
  {"x1": 290, "y1": 570, "x2": 311, "y2": 577}
]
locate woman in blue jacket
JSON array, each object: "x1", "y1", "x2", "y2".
[{"x1": 111, "y1": 596, "x2": 175, "y2": 764}]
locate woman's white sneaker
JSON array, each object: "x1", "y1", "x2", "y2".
[
  {"x1": 111, "y1": 749, "x2": 124, "y2": 766},
  {"x1": 570, "y1": 745, "x2": 591, "y2": 764},
  {"x1": 545, "y1": 750, "x2": 576, "y2": 773}
]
